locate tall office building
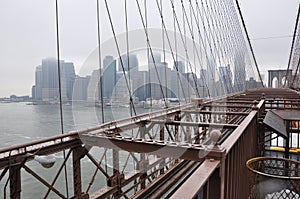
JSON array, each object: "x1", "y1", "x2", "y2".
[
  {"x1": 32, "y1": 58, "x2": 75, "y2": 101},
  {"x1": 33, "y1": 65, "x2": 43, "y2": 100},
  {"x1": 234, "y1": 52, "x2": 246, "y2": 92},
  {"x1": 118, "y1": 54, "x2": 139, "y2": 72},
  {"x1": 73, "y1": 76, "x2": 90, "y2": 101},
  {"x1": 63, "y1": 62, "x2": 76, "y2": 100},
  {"x1": 219, "y1": 65, "x2": 233, "y2": 94},
  {"x1": 131, "y1": 69, "x2": 148, "y2": 101},
  {"x1": 207, "y1": 59, "x2": 217, "y2": 97},
  {"x1": 173, "y1": 61, "x2": 185, "y2": 74},
  {"x1": 87, "y1": 69, "x2": 100, "y2": 103},
  {"x1": 149, "y1": 53, "x2": 161, "y2": 66},
  {"x1": 102, "y1": 56, "x2": 116, "y2": 99},
  {"x1": 148, "y1": 61, "x2": 172, "y2": 100}
]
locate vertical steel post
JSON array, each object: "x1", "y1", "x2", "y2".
[
  {"x1": 159, "y1": 123, "x2": 165, "y2": 175},
  {"x1": 285, "y1": 121, "x2": 290, "y2": 159},
  {"x1": 208, "y1": 167, "x2": 221, "y2": 199},
  {"x1": 73, "y1": 147, "x2": 83, "y2": 198},
  {"x1": 139, "y1": 123, "x2": 147, "y2": 189},
  {"x1": 185, "y1": 113, "x2": 192, "y2": 142},
  {"x1": 9, "y1": 165, "x2": 21, "y2": 199}
]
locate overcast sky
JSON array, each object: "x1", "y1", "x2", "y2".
[{"x1": 0, "y1": 0, "x2": 299, "y2": 97}]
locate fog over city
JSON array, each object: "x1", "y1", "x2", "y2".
[{"x1": 0, "y1": 0, "x2": 298, "y2": 97}]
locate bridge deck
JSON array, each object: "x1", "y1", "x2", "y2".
[{"x1": 1, "y1": 88, "x2": 300, "y2": 199}]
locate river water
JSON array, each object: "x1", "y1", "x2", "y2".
[{"x1": 0, "y1": 102, "x2": 147, "y2": 198}]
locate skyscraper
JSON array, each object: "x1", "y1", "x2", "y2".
[
  {"x1": 219, "y1": 65, "x2": 233, "y2": 94},
  {"x1": 118, "y1": 54, "x2": 139, "y2": 72},
  {"x1": 32, "y1": 58, "x2": 75, "y2": 102},
  {"x1": 34, "y1": 65, "x2": 43, "y2": 100},
  {"x1": 173, "y1": 61, "x2": 185, "y2": 74},
  {"x1": 102, "y1": 56, "x2": 116, "y2": 99},
  {"x1": 234, "y1": 52, "x2": 246, "y2": 92},
  {"x1": 73, "y1": 76, "x2": 90, "y2": 101}
]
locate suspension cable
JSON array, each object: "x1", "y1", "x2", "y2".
[
  {"x1": 235, "y1": 0, "x2": 264, "y2": 87},
  {"x1": 285, "y1": 4, "x2": 300, "y2": 87},
  {"x1": 154, "y1": 0, "x2": 188, "y2": 103},
  {"x1": 103, "y1": 0, "x2": 137, "y2": 115},
  {"x1": 55, "y1": 0, "x2": 69, "y2": 197},
  {"x1": 135, "y1": 0, "x2": 168, "y2": 108},
  {"x1": 96, "y1": 0, "x2": 105, "y2": 123}
]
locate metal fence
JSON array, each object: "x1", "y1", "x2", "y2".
[{"x1": 247, "y1": 157, "x2": 300, "y2": 199}]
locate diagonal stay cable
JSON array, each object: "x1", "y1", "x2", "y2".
[
  {"x1": 154, "y1": 0, "x2": 189, "y2": 103},
  {"x1": 104, "y1": 0, "x2": 137, "y2": 115},
  {"x1": 135, "y1": 0, "x2": 168, "y2": 108},
  {"x1": 169, "y1": 0, "x2": 201, "y2": 98}
]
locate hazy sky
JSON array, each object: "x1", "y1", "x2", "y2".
[{"x1": 0, "y1": 0, "x2": 299, "y2": 97}]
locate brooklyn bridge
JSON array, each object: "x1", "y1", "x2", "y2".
[{"x1": 1, "y1": 0, "x2": 300, "y2": 199}]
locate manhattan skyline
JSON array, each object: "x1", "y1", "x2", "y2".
[{"x1": 0, "y1": 0, "x2": 298, "y2": 97}]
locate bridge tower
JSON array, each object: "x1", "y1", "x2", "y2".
[{"x1": 268, "y1": 69, "x2": 292, "y2": 88}]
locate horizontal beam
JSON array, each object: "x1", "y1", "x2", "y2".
[
  {"x1": 183, "y1": 110, "x2": 249, "y2": 116},
  {"x1": 202, "y1": 104, "x2": 253, "y2": 109},
  {"x1": 0, "y1": 139, "x2": 82, "y2": 170},
  {"x1": 80, "y1": 135, "x2": 225, "y2": 162},
  {"x1": 148, "y1": 120, "x2": 238, "y2": 129}
]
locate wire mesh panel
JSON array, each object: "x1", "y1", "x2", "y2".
[{"x1": 246, "y1": 157, "x2": 300, "y2": 199}]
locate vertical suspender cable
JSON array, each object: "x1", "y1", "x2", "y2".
[
  {"x1": 144, "y1": 0, "x2": 153, "y2": 110},
  {"x1": 235, "y1": 0, "x2": 264, "y2": 87},
  {"x1": 104, "y1": 0, "x2": 137, "y2": 115},
  {"x1": 161, "y1": 0, "x2": 168, "y2": 108},
  {"x1": 155, "y1": 0, "x2": 188, "y2": 103},
  {"x1": 135, "y1": 0, "x2": 168, "y2": 108},
  {"x1": 125, "y1": 0, "x2": 133, "y2": 117},
  {"x1": 55, "y1": 0, "x2": 69, "y2": 197},
  {"x1": 96, "y1": 0, "x2": 105, "y2": 123}
]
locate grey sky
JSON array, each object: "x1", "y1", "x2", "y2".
[
  {"x1": 239, "y1": 0, "x2": 299, "y2": 78},
  {"x1": 0, "y1": 0, "x2": 299, "y2": 97}
]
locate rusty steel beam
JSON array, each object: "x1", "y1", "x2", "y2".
[
  {"x1": 80, "y1": 135, "x2": 225, "y2": 162},
  {"x1": 85, "y1": 104, "x2": 194, "y2": 135},
  {"x1": 133, "y1": 161, "x2": 199, "y2": 199},
  {"x1": 0, "y1": 138, "x2": 82, "y2": 170},
  {"x1": 170, "y1": 159, "x2": 220, "y2": 199},
  {"x1": 183, "y1": 110, "x2": 249, "y2": 115},
  {"x1": 23, "y1": 164, "x2": 67, "y2": 198},
  {"x1": 148, "y1": 119, "x2": 238, "y2": 129},
  {"x1": 221, "y1": 111, "x2": 257, "y2": 153},
  {"x1": 72, "y1": 146, "x2": 88, "y2": 199},
  {"x1": 205, "y1": 100, "x2": 258, "y2": 104},
  {"x1": 0, "y1": 131, "x2": 79, "y2": 155},
  {"x1": 202, "y1": 104, "x2": 253, "y2": 109},
  {"x1": 9, "y1": 165, "x2": 21, "y2": 199}
]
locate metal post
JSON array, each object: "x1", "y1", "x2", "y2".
[
  {"x1": 139, "y1": 123, "x2": 147, "y2": 189},
  {"x1": 208, "y1": 167, "x2": 221, "y2": 199},
  {"x1": 285, "y1": 121, "x2": 290, "y2": 159},
  {"x1": 9, "y1": 165, "x2": 21, "y2": 199},
  {"x1": 159, "y1": 123, "x2": 165, "y2": 175},
  {"x1": 72, "y1": 146, "x2": 89, "y2": 199},
  {"x1": 185, "y1": 113, "x2": 192, "y2": 142}
]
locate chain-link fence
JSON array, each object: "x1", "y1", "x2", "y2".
[{"x1": 246, "y1": 157, "x2": 300, "y2": 199}]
